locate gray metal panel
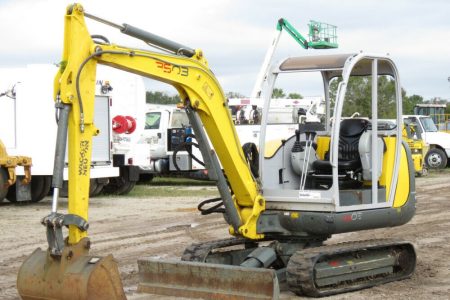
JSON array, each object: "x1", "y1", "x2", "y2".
[
  {"x1": 91, "y1": 96, "x2": 111, "y2": 163},
  {"x1": 262, "y1": 135, "x2": 300, "y2": 190},
  {"x1": 138, "y1": 258, "x2": 279, "y2": 299},
  {"x1": 257, "y1": 193, "x2": 415, "y2": 236},
  {"x1": 278, "y1": 54, "x2": 396, "y2": 80},
  {"x1": 279, "y1": 54, "x2": 352, "y2": 71},
  {"x1": 259, "y1": 146, "x2": 415, "y2": 235},
  {"x1": 14, "y1": 176, "x2": 31, "y2": 201},
  {"x1": 169, "y1": 152, "x2": 191, "y2": 171},
  {"x1": 339, "y1": 189, "x2": 386, "y2": 206}
]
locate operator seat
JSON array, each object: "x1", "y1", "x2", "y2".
[{"x1": 312, "y1": 118, "x2": 369, "y2": 187}]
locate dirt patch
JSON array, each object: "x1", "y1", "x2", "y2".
[{"x1": 0, "y1": 174, "x2": 449, "y2": 299}]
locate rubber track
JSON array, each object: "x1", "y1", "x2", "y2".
[{"x1": 286, "y1": 239, "x2": 416, "y2": 297}]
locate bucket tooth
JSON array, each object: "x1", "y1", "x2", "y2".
[{"x1": 138, "y1": 258, "x2": 279, "y2": 299}]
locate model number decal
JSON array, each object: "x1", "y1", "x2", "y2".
[
  {"x1": 156, "y1": 62, "x2": 188, "y2": 76},
  {"x1": 342, "y1": 212, "x2": 362, "y2": 222},
  {"x1": 79, "y1": 140, "x2": 89, "y2": 176}
]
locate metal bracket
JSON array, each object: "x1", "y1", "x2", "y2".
[{"x1": 42, "y1": 213, "x2": 89, "y2": 256}]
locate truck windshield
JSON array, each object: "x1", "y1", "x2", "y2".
[
  {"x1": 145, "y1": 112, "x2": 161, "y2": 129},
  {"x1": 420, "y1": 117, "x2": 438, "y2": 132},
  {"x1": 171, "y1": 110, "x2": 189, "y2": 128}
]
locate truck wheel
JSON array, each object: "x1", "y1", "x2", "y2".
[
  {"x1": 90, "y1": 181, "x2": 105, "y2": 197},
  {"x1": 32, "y1": 176, "x2": 52, "y2": 202},
  {"x1": 118, "y1": 180, "x2": 136, "y2": 195},
  {"x1": 88, "y1": 179, "x2": 99, "y2": 197},
  {"x1": 103, "y1": 177, "x2": 136, "y2": 195},
  {"x1": 425, "y1": 148, "x2": 448, "y2": 169},
  {"x1": 7, "y1": 175, "x2": 45, "y2": 203},
  {"x1": 0, "y1": 168, "x2": 8, "y2": 202},
  {"x1": 139, "y1": 174, "x2": 154, "y2": 183}
]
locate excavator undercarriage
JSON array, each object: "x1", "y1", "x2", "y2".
[{"x1": 135, "y1": 237, "x2": 416, "y2": 298}]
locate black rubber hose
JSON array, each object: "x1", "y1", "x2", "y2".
[
  {"x1": 242, "y1": 142, "x2": 259, "y2": 178},
  {"x1": 91, "y1": 34, "x2": 111, "y2": 44},
  {"x1": 198, "y1": 197, "x2": 225, "y2": 215}
]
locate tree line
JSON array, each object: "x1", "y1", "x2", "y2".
[
  {"x1": 146, "y1": 90, "x2": 303, "y2": 104},
  {"x1": 146, "y1": 80, "x2": 448, "y2": 116}
]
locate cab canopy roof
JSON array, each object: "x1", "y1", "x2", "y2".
[{"x1": 278, "y1": 53, "x2": 396, "y2": 80}]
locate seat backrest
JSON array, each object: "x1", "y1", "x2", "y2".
[
  {"x1": 358, "y1": 130, "x2": 384, "y2": 180},
  {"x1": 338, "y1": 118, "x2": 369, "y2": 161}
]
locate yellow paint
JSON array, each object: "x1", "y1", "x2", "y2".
[
  {"x1": 316, "y1": 136, "x2": 330, "y2": 160},
  {"x1": 403, "y1": 123, "x2": 427, "y2": 175},
  {"x1": 412, "y1": 154, "x2": 422, "y2": 173},
  {"x1": 379, "y1": 137, "x2": 395, "y2": 198},
  {"x1": 291, "y1": 212, "x2": 300, "y2": 219},
  {"x1": 393, "y1": 145, "x2": 410, "y2": 207},
  {"x1": 264, "y1": 139, "x2": 283, "y2": 158},
  {"x1": 380, "y1": 137, "x2": 410, "y2": 207},
  {"x1": 264, "y1": 135, "x2": 329, "y2": 164},
  {"x1": 238, "y1": 194, "x2": 265, "y2": 239}
]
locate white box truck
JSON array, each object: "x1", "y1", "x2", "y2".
[{"x1": 0, "y1": 64, "x2": 147, "y2": 201}]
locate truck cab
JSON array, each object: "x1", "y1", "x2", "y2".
[
  {"x1": 404, "y1": 115, "x2": 450, "y2": 169},
  {"x1": 140, "y1": 106, "x2": 196, "y2": 175},
  {"x1": 414, "y1": 103, "x2": 449, "y2": 132}
]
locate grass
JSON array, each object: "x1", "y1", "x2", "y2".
[
  {"x1": 138, "y1": 176, "x2": 215, "y2": 186},
  {"x1": 128, "y1": 183, "x2": 219, "y2": 198}
]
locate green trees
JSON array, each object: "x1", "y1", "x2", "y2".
[
  {"x1": 329, "y1": 76, "x2": 424, "y2": 118},
  {"x1": 403, "y1": 94, "x2": 424, "y2": 115},
  {"x1": 146, "y1": 91, "x2": 180, "y2": 104},
  {"x1": 288, "y1": 92, "x2": 303, "y2": 99},
  {"x1": 271, "y1": 88, "x2": 303, "y2": 99},
  {"x1": 146, "y1": 83, "x2": 433, "y2": 115},
  {"x1": 271, "y1": 88, "x2": 286, "y2": 99}
]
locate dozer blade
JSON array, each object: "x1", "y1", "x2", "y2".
[
  {"x1": 17, "y1": 238, "x2": 126, "y2": 300},
  {"x1": 137, "y1": 258, "x2": 280, "y2": 299}
]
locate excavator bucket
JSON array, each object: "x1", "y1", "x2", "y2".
[
  {"x1": 17, "y1": 238, "x2": 126, "y2": 300},
  {"x1": 137, "y1": 258, "x2": 280, "y2": 299}
]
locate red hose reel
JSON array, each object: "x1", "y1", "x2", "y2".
[{"x1": 112, "y1": 115, "x2": 136, "y2": 134}]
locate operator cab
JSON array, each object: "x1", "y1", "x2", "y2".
[{"x1": 259, "y1": 53, "x2": 410, "y2": 213}]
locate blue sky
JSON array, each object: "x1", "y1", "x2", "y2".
[{"x1": 0, "y1": 0, "x2": 449, "y2": 100}]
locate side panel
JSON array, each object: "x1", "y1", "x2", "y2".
[
  {"x1": 91, "y1": 95, "x2": 111, "y2": 163},
  {"x1": 12, "y1": 65, "x2": 57, "y2": 175},
  {"x1": 393, "y1": 142, "x2": 412, "y2": 208},
  {"x1": 0, "y1": 68, "x2": 21, "y2": 149},
  {"x1": 0, "y1": 65, "x2": 119, "y2": 177}
]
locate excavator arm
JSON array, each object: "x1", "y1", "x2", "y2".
[{"x1": 56, "y1": 4, "x2": 264, "y2": 245}]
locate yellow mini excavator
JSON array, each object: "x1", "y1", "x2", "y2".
[{"x1": 18, "y1": 4, "x2": 416, "y2": 299}]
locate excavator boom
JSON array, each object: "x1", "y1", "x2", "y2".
[{"x1": 47, "y1": 3, "x2": 265, "y2": 246}]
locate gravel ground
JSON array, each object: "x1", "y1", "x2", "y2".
[{"x1": 0, "y1": 173, "x2": 449, "y2": 299}]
